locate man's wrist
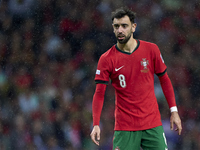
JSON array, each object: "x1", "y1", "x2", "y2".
[{"x1": 170, "y1": 106, "x2": 178, "y2": 112}]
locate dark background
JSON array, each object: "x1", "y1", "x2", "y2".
[{"x1": 0, "y1": 0, "x2": 199, "y2": 149}]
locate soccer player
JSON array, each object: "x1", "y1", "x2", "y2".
[{"x1": 90, "y1": 7, "x2": 182, "y2": 150}]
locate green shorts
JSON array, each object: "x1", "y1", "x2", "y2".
[{"x1": 113, "y1": 126, "x2": 168, "y2": 150}]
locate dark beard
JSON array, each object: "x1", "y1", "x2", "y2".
[{"x1": 117, "y1": 33, "x2": 132, "y2": 44}]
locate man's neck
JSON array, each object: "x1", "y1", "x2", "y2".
[{"x1": 117, "y1": 38, "x2": 137, "y2": 53}]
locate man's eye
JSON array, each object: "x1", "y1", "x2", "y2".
[
  {"x1": 122, "y1": 25, "x2": 127, "y2": 28},
  {"x1": 114, "y1": 25, "x2": 119, "y2": 28}
]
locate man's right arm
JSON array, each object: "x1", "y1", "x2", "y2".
[{"x1": 90, "y1": 83, "x2": 107, "y2": 145}]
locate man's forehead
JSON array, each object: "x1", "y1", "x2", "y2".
[{"x1": 113, "y1": 16, "x2": 131, "y2": 24}]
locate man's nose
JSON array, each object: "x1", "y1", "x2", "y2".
[{"x1": 118, "y1": 26, "x2": 123, "y2": 33}]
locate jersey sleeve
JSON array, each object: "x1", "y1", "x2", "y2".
[
  {"x1": 159, "y1": 73, "x2": 177, "y2": 108},
  {"x1": 153, "y1": 44, "x2": 167, "y2": 76},
  {"x1": 95, "y1": 54, "x2": 111, "y2": 84},
  {"x1": 92, "y1": 83, "x2": 107, "y2": 126}
]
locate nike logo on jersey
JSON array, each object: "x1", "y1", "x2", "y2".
[{"x1": 115, "y1": 66, "x2": 124, "y2": 71}]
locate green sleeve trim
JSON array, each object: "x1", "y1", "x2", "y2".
[
  {"x1": 156, "y1": 69, "x2": 167, "y2": 76},
  {"x1": 95, "y1": 80, "x2": 109, "y2": 85}
]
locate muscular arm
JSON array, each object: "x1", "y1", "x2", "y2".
[
  {"x1": 158, "y1": 72, "x2": 182, "y2": 135},
  {"x1": 91, "y1": 83, "x2": 107, "y2": 145}
]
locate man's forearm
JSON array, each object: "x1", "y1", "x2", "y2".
[
  {"x1": 159, "y1": 72, "x2": 177, "y2": 111},
  {"x1": 92, "y1": 83, "x2": 107, "y2": 126}
]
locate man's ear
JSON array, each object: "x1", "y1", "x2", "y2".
[
  {"x1": 112, "y1": 24, "x2": 114, "y2": 33},
  {"x1": 132, "y1": 23, "x2": 137, "y2": 33}
]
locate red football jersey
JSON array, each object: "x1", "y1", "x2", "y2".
[{"x1": 95, "y1": 39, "x2": 167, "y2": 131}]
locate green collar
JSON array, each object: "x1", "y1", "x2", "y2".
[{"x1": 115, "y1": 39, "x2": 140, "y2": 55}]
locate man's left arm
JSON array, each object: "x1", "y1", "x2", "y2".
[{"x1": 158, "y1": 72, "x2": 182, "y2": 135}]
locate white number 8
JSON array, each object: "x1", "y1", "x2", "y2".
[{"x1": 119, "y1": 74, "x2": 126, "y2": 88}]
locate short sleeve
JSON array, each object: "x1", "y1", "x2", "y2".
[
  {"x1": 153, "y1": 44, "x2": 167, "y2": 76},
  {"x1": 95, "y1": 54, "x2": 111, "y2": 84}
]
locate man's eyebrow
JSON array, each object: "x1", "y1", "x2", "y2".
[
  {"x1": 113, "y1": 23, "x2": 128, "y2": 26},
  {"x1": 113, "y1": 23, "x2": 119, "y2": 25}
]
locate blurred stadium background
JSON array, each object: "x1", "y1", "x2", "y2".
[{"x1": 0, "y1": 0, "x2": 199, "y2": 149}]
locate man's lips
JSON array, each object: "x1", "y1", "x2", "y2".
[
  {"x1": 118, "y1": 37, "x2": 125, "y2": 40},
  {"x1": 117, "y1": 35, "x2": 125, "y2": 40}
]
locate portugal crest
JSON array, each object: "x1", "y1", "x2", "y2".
[{"x1": 141, "y1": 58, "x2": 149, "y2": 73}]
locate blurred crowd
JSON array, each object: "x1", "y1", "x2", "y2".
[{"x1": 0, "y1": 0, "x2": 199, "y2": 150}]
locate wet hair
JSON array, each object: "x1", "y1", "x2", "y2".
[{"x1": 111, "y1": 7, "x2": 136, "y2": 23}]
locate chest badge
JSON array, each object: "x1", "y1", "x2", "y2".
[{"x1": 141, "y1": 58, "x2": 149, "y2": 73}]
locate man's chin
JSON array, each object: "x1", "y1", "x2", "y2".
[
  {"x1": 118, "y1": 39, "x2": 126, "y2": 44},
  {"x1": 117, "y1": 35, "x2": 131, "y2": 44}
]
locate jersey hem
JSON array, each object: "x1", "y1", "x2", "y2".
[{"x1": 114, "y1": 123, "x2": 163, "y2": 131}]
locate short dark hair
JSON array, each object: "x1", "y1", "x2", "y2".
[{"x1": 111, "y1": 7, "x2": 136, "y2": 23}]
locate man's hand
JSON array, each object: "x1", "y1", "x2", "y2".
[
  {"x1": 170, "y1": 111, "x2": 182, "y2": 135},
  {"x1": 90, "y1": 125, "x2": 101, "y2": 146}
]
